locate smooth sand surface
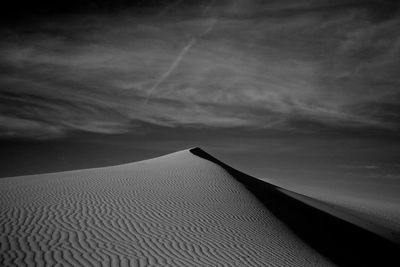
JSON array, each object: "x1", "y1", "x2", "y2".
[
  {"x1": 0, "y1": 149, "x2": 334, "y2": 266},
  {"x1": 275, "y1": 183, "x2": 400, "y2": 243},
  {"x1": 280, "y1": 188, "x2": 400, "y2": 243}
]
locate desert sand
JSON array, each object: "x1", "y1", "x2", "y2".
[{"x1": 0, "y1": 148, "x2": 399, "y2": 266}]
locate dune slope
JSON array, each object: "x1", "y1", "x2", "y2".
[
  {"x1": 0, "y1": 149, "x2": 333, "y2": 266},
  {"x1": 190, "y1": 147, "x2": 400, "y2": 267}
]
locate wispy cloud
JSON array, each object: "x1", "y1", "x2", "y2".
[{"x1": 0, "y1": 0, "x2": 399, "y2": 138}]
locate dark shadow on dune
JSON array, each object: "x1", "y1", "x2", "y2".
[{"x1": 190, "y1": 147, "x2": 400, "y2": 267}]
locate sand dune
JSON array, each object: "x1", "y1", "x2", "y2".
[{"x1": 0, "y1": 148, "x2": 398, "y2": 266}]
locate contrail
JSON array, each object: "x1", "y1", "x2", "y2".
[
  {"x1": 145, "y1": 38, "x2": 197, "y2": 104},
  {"x1": 145, "y1": 0, "x2": 217, "y2": 104}
]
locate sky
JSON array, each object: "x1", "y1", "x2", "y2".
[{"x1": 1, "y1": 0, "x2": 400, "y2": 197}]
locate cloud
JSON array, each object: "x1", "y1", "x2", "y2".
[{"x1": 0, "y1": 0, "x2": 399, "y2": 138}]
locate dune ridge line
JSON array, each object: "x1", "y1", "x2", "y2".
[{"x1": 190, "y1": 147, "x2": 400, "y2": 267}]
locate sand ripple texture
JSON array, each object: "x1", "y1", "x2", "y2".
[{"x1": 0, "y1": 150, "x2": 334, "y2": 266}]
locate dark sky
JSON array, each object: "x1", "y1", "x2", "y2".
[{"x1": 1, "y1": 0, "x2": 400, "y2": 198}]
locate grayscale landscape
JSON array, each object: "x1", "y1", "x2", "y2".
[{"x1": 1, "y1": 0, "x2": 399, "y2": 266}]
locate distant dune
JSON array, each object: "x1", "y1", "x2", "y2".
[{"x1": 0, "y1": 148, "x2": 399, "y2": 266}]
